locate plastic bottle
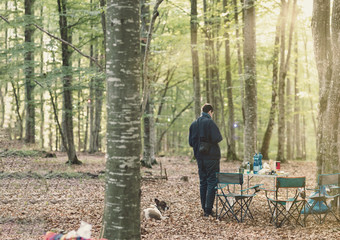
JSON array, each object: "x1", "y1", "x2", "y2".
[
  {"x1": 258, "y1": 152, "x2": 263, "y2": 170},
  {"x1": 246, "y1": 162, "x2": 250, "y2": 174},
  {"x1": 253, "y1": 153, "x2": 259, "y2": 174}
]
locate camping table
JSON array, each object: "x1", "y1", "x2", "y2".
[{"x1": 243, "y1": 172, "x2": 289, "y2": 196}]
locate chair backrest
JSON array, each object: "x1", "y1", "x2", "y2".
[
  {"x1": 318, "y1": 173, "x2": 340, "y2": 186},
  {"x1": 216, "y1": 172, "x2": 243, "y2": 185},
  {"x1": 276, "y1": 177, "x2": 306, "y2": 189}
]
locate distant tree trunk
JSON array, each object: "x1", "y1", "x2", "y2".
[
  {"x1": 39, "y1": 5, "x2": 44, "y2": 149},
  {"x1": 102, "y1": 1, "x2": 141, "y2": 239},
  {"x1": 302, "y1": 115, "x2": 307, "y2": 160},
  {"x1": 277, "y1": 0, "x2": 296, "y2": 163},
  {"x1": 293, "y1": 31, "x2": 302, "y2": 159},
  {"x1": 24, "y1": 0, "x2": 36, "y2": 143},
  {"x1": 303, "y1": 35, "x2": 317, "y2": 142},
  {"x1": 140, "y1": 0, "x2": 156, "y2": 167},
  {"x1": 191, "y1": 0, "x2": 201, "y2": 118},
  {"x1": 57, "y1": 0, "x2": 80, "y2": 164},
  {"x1": 260, "y1": 3, "x2": 283, "y2": 160},
  {"x1": 312, "y1": 0, "x2": 332, "y2": 175},
  {"x1": 277, "y1": 0, "x2": 287, "y2": 163},
  {"x1": 286, "y1": 76, "x2": 293, "y2": 160},
  {"x1": 0, "y1": 87, "x2": 4, "y2": 128},
  {"x1": 89, "y1": 44, "x2": 103, "y2": 153},
  {"x1": 77, "y1": 56, "x2": 82, "y2": 152},
  {"x1": 243, "y1": 0, "x2": 257, "y2": 163},
  {"x1": 203, "y1": 0, "x2": 212, "y2": 103},
  {"x1": 223, "y1": 0, "x2": 238, "y2": 161},
  {"x1": 233, "y1": 0, "x2": 245, "y2": 124},
  {"x1": 11, "y1": 81, "x2": 23, "y2": 140}
]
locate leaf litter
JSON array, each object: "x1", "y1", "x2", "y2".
[{"x1": 0, "y1": 136, "x2": 339, "y2": 239}]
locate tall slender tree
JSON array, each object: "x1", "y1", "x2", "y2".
[
  {"x1": 224, "y1": 0, "x2": 238, "y2": 161},
  {"x1": 57, "y1": 0, "x2": 80, "y2": 164},
  {"x1": 190, "y1": 0, "x2": 201, "y2": 118},
  {"x1": 243, "y1": 0, "x2": 257, "y2": 163},
  {"x1": 102, "y1": 0, "x2": 141, "y2": 238},
  {"x1": 24, "y1": 0, "x2": 36, "y2": 143},
  {"x1": 260, "y1": 1, "x2": 283, "y2": 160}
]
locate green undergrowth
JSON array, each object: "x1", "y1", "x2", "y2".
[
  {"x1": 0, "y1": 170, "x2": 105, "y2": 179},
  {"x1": 0, "y1": 149, "x2": 56, "y2": 158}
]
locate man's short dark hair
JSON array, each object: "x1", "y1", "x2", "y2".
[{"x1": 202, "y1": 103, "x2": 213, "y2": 113}]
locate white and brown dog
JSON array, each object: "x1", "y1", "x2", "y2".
[{"x1": 143, "y1": 198, "x2": 169, "y2": 220}]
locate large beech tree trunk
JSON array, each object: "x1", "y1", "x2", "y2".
[
  {"x1": 312, "y1": 0, "x2": 340, "y2": 175},
  {"x1": 103, "y1": 0, "x2": 141, "y2": 238}
]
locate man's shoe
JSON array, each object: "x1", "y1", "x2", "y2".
[{"x1": 204, "y1": 210, "x2": 216, "y2": 217}]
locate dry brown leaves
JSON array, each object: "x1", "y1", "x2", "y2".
[{"x1": 0, "y1": 133, "x2": 339, "y2": 240}]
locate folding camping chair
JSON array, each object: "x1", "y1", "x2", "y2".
[
  {"x1": 215, "y1": 172, "x2": 261, "y2": 223},
  {"x1": 304, "y1": 173, "x2": 340, "y2": 224},
  {"x1": 264, "y1": 177, "x2": 306, "y2": 228}
]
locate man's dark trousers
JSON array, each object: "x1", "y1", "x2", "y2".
[{"x1": 197, "y1": 158, "x2": 220, "y2": 214}]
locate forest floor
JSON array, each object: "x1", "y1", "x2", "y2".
[{"x1": 0, "y1": 128, "x2": 339, "y2": 240}]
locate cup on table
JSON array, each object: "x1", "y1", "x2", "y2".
[{"x1": 276, "y1": 161, "x2": 281, "y2": 172}]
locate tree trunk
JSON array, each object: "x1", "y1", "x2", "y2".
[
  {"x1": 39, "y1": 4, "x2": 44, "y2": 149},
  {"x1": 286, "y1": 76, "x2": 293, "y2": 160},
  {"x1": 293, "y1": 31, "x2": 302, "y2": 159},
  {"x1": 224, "y1": 0, "x2": 238, "y2": 161},
  {"x1": 243, "y1": 0, "x2": 257, "y2": 163},
  {"x1": 57, "y1": 0, "x2": 80, "y2": 164},
  {"x1": 103, "y1": 1, "x2": 141, "y2": 239},
  {"x1": 260, "y1": 2, "x2": 283, "y2": 160},
  {"x1": 24, "y1": 0, "x2": 36, "y2": 143},
  {"x1": 203, "y1": 0, "x2": 212, "y2": 103},
  {"x1": 140, "y1": 0, "x2": 156, "y2": 167},
  {"x1": 190, "y1": 0, "x2": 201, "y2": 118},
  {"x1": 323, "y1": 0, "x2": 340, "y2": 173},
  {"x1": 233, "y1": 0, "x2": 245, "y2": 125},
  {"x1": 312, "y1": 0, "x2": 332, "y2": 176},
  {"x1": 277, "y1": 0, "x2": 297, "y2": 163}
]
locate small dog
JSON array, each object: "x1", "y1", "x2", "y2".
[{"x1": 143, "y1": 198, "x2": 169, "y2": 220}]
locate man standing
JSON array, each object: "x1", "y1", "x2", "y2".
[{"x1": 189, "y1": 103, "x2": 223, "y2": 217}]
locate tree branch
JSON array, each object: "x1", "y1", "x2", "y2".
[
  {"x1": 158, "y1": 100, "x2": 194, "y2": 143},
  {"x1": 33, "y1": 23, "x2": 103, "y2": 71},
  {"x1": 0, "y1": 15, "x2": 10, "y2": 24}
]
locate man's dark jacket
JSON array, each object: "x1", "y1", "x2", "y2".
[{"x1": 189, "y1": 112, "x2": 223, "y2": 160}]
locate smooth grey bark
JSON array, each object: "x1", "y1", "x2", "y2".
[
  {"x1": 243, "y1": 0, "x2": 257, "y2": 164},
  {"x1": 312, "y1": 0, "x2": 332, "y2": 176},
  {"x1": 322, "y1": 0, "x2": 340, "y2": 173},
  {"x1": 24, "y1": 0, "x2": 36, "y2": 143},
  {"x1": 103, "y1": 1, "x2": 141, "y2": 239},
  {"x1": 191, "y1": 0, "x2": 201, "y2": 118}
]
